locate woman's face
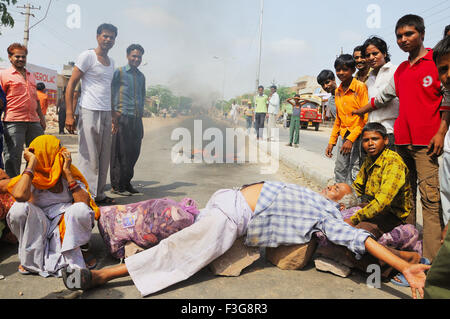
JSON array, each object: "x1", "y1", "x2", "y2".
[{"x1": 365, "y1": 44, "x2": 387, "y2": 71}]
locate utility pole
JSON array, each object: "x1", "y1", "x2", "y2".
[
  {"x1": 17, "y1": 3, "x2": 41, "y2": 48},
  {"x1": 256, "y1": 0, "x2": 264, "y2": 91}
]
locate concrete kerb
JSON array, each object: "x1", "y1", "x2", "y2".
[{"x1": 214, "y1": 115, "x2": 335, "y2": 189}]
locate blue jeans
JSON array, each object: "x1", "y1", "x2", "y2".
[{"x1": 3, "y1": 122, "x2": 44, "y2": 177}]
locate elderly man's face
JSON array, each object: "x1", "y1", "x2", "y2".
[{"x1": 321, "y1": 183, "x2": 352, "y2": 202}]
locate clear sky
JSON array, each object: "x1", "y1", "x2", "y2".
[{"x1": 0, "y1": 0, "x2": 448, "y2": 103}]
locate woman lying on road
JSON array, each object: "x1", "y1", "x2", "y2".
[
  {"x1": 62, "y1": 181, "x2": 430, "y2": 299},
  {"x1": 6, "y1": 135, "x2": 99, "y2": 277}
]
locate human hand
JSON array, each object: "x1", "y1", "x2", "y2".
[
  {"x1": 23, "y1": 147, "x2": 36, "y2": 164},
  {"x1": 402, "y1": 263, "x2": 431, "y2": 299},
  {"x1": 344, "y1": 218, "x2": 355, "y2": 227},
  {"x1": 65, "y1": 114, "x2": 76, "y2": 134},
  {"x1": 427, "y1": 132, "x2": 445, "y2": 157},
  {"x1": 325, "y1": 144, "x2": 334, "y2": 158},
  {"x1": 340, "y1": 140, "x2": 353, "y2": 155}
]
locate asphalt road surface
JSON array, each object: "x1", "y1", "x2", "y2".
[{"x1": 0, "y1": 116, "x2": 413, "y2": 300}]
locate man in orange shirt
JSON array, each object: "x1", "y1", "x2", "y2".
[
  {"x1": 325, "y1": 54, "x2": 368, "y2": 184},
  {"x1": 0, "y1": 43, "x2": 45, "y2": 177},
  {"x1": 36, "y1": 82, "x2": 48, "y2": 116}
]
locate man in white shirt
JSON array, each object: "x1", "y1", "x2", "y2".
[
  {"x1": 65, "y1": 23, "x2": 118, "y2": 205},
  {"x1": 267, "y1": 85, "x2": 280, "y2": 141}
]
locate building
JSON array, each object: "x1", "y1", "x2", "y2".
[{"x1": 292, "y1": 75, "x2": 325, "y2": 96}]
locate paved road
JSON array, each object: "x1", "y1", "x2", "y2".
[{"x1": 0, "y1": 116, "x2": 413, "y2": 300}]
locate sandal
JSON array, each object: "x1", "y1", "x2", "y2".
[
  {"x1": 18, "y1": 265, "x2": 31, "y2": 275},
  {"x1": 81, "y1": 243, "x2": 97, "y2": 270},
  {"x1": 62, "y1": 266, "x2": 92, "y2": 291},
  {"x1": 95, "y1": 196, "x2": 116, "y2": 206}
]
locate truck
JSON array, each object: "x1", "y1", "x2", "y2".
[{"x1": 299, "y1": 94, "x2": 323, "y2": 131}]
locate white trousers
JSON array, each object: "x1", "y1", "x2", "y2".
[
  {"x1": 125, "y1": 210, "x2": 238, "y2": 296},
  {"x1": 440, "y1": 152, "x2": 450, "y2": 226},
  {"x1": 7, "y1": 202, "x2": 94, "y2": 277},
  {"x1": 77, "y1": 107, "x2": 112, "y2": 200}
]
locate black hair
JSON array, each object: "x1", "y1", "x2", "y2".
[
  {"x1": 127, "y1": 44, "x2": 145, "y2": 55},
  {"x1": 362, "y1": 122, "x2": 388, "y2": 139},
  {"x1": 36, "y1": 82, "x2": 45, "y2": 91},
  {"x1": 362, "y1": 36, "x2": 391, "y2": 63},
  {"x1": 270, "y1": 85, "x2": 277, "y2": 90},
  {"x1": 353, "y1": 46, "x2": 364, "y2": 54},
  {"x1": 258, "y1": 85, "x2": 264, "y2": 90},
  {"x1": 334, "y1": 54, "x2": 356, "y2": 70},
  {"x1": 317, "y1": 69, "x2": 335, "y2": 86},
  {"x1": 395, "y1": 14, "x2": 425, "y2": 35},
  {"x1": 433, "y1": 36, "x2": 450, "y2": 64},
  {"x1": 97, "y1": 23, "x2": 118, "y2": 37},
  {"x1": 444, "y1": 25, "x2": 450, "y2": 38},
  {"x1": 294, "y1": 94, "x2": 300, "y2": 98}
]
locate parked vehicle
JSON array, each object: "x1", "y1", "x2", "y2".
[{"x1": 299, "y1": 94, "x2": 322, "y2": 131}]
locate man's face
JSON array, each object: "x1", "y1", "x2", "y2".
[
  {"x1": 258, "y1": 87, "x2": 264, "y2": 95},
  {"x1": 127, "y1": 49, "x2": 143, "y2": 69},
  {"x1": 9, "y1": 49, "x2": 27, "y2": 69},
  {"x1": 336, "y1": 66, "x2": 354, "y2": 84},
  {"x1": 361, "y1": 130, "x2": 388, "y2": 157},
  {"x1": 97, "y1": 30, "x2": 116, "y2": 51},
  {"x1": 270, "y1": 87, "x2": 276, "y2": 94},
  {"x1": 321, "y1": 79, "x2": 337, "y2": 94},
  {"x1": 365, "y1": 44, "x2": 386, "y2": 70},
  {"x1": 321, "y1": 183, "x2": 352, "y2": 202},
  {"x1": 353, "y1": 51, "x2": 367, "y2": 70},
  {"x1": 436, "y1": 53, "x2": 450, "y2": 90},
  {"x1": 396, "y1": 25, "x2": 424, "y2": 53}
]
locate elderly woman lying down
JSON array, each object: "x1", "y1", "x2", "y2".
[{"x1": 62, "y1": 181, "x2": 430, "y2": 299}]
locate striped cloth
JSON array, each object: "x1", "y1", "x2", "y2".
[{"x1": 245, "y1": 181, "x2": 373, "y2": 259}]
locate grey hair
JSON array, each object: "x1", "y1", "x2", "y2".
[{"x1": 336, "y1": 188, "x2": 360, "y2": 208}]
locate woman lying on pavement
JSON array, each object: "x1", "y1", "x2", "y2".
[
  {"x1": 7, "y1": 135, "x2": 99, "y2": 277},
  {"x1": 62, "y1": 181, "x2": 430, "y2": 299}
]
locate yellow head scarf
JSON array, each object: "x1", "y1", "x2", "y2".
[{"x1": 7, "y1": 135, "x2": 100, "y2": 220}]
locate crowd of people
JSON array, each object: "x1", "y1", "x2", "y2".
[{"x1": 0, "y1": 14, "x2": 449, "y2": 300}]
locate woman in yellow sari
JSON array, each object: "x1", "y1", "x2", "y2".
[{"x1": 6, "y1": 135, "x2": 99, "y2": 277}]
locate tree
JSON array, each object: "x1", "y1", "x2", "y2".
[{"x1": 0, "y1": 0, "x2": 17, "y2": 32}]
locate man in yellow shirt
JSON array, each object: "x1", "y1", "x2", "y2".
[{"x1": 325, "y1": 54, "x2": 368, "y2": 184}]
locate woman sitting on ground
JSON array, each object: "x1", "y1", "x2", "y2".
[{"x1": 6, "y1": 135, "x2": 99, "y2": 277}]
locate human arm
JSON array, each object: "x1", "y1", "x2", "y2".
[
  {"x1": 10, "y1": 148, "x2": 37, "y2": 202},
  {"x1": 61, "y1": 150, "x2": 91, "y2": 206},
  {"x1": 111, "y1": 69, "x2": 122, "y2": 134},
  {"x1": 65, "y1": 66, "x2": 84, "y2": 134},
  {"x1": 353, "y1": 75, "x2": 397, "y2": 117},
  {"x1": 364, "y1": 237, "x2": 430, "y2": 299},
  {"x1": 325, "y1": 111, "x2": 342, "y2": 157}
]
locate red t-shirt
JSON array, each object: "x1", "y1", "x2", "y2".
[{"x1": 394, "y1": 49, "x2": 443, "y2": 146}]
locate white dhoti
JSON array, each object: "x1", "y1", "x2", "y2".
[
  {"x1": 125, "y1": 189, "x2": 253, "y2": 296},
  {"x1": 7, "y1": 201, "x2": 94, "y2": 277}
]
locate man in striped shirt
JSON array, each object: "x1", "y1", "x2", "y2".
[{"x1": 110, "y1": 44, "x2": 146, "y2": 196}]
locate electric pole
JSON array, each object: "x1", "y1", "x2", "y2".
[
  {"x1": 17, "y1": 3, "x2": 41, "y2": 48},
  {"x1": 256, "y1": 0, "x2": 264, "y2": 91}
]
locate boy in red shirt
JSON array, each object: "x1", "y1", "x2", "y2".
[{"x1": 353, "y1": 15, "x2": 446, "y2": 262}]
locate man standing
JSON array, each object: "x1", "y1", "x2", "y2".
[
  {"x1": 65, "y1": 24, "x2": 118, "y2": 205},
  {"x1": 353, "y1": 46, "x2": 371, "y2": 83},
  {"x1": 0, "y1": 43, "x2": 45, "y2": 177},
  {"x1": 253, "y1": 85, "x2": 268, "y2": 140},
  {"x1": 267, "y1": 85, "x2": 280, "y2": 141},
  {"x1": 317, "y1": 69, "x2": 337, "y2": 121},
  {"x1": 110, "y1": 44, "x2": 146, "y2": 196}
]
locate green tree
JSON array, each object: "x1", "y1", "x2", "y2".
[{"x1": 0, "y1": 0, "x2": 17, "y2": 32}]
